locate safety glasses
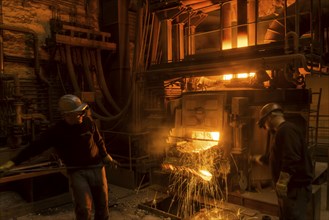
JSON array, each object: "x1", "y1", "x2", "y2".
[{"x1": 64, "y1": 110, "x2": 86, "y2": 118}]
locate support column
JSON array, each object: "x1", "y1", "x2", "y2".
[
  {"x1": 237, "y1": 0, "x2": 248, "y2": 47},
  {"x1": 248, "y1": 0, "x2": 256, "y2": 46},
  {"x1": 222, "y1": 2, "x2": 232, "y2": 49},
  {"x1": 173, "y1": 23, "x2": 185, "y2": 62},
  {"x1": 185, "y1": 25, "x2": 196, "y2": 56},
  {"x1": 160, "y1": 19, "x2": 172, "y2": 63}
]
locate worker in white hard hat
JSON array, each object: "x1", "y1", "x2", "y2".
[
  {"x1": 252, "y1": 103, "x2": 313, "y2": 220},
  {"x1": 0, "y1": 94, "x2": 118, "y2": 220}
]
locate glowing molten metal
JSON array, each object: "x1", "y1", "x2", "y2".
[
  {"x1": 163, "y1": 131, "x2": 220, "y2": 181},
  {"x1": 174, "y1": 131, "x2": 220, "y2": 153},
  {"x1": 162, "y1": 163, "x2": 213, "y2": 181},
  {"x1": 198, "y1": 169, "x2": 213, "y2": 181}
]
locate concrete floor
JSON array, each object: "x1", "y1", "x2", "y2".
[
  {"x1": 6, "y1": 161, "x2": 329, "y2": 220},
  {"x1": 11, "y1": 181, "x2": 328, "y2": 220}
]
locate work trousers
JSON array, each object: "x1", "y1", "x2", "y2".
[
  {"x1": 277, "y1": 185, "x2": 312, "y2": 220},
  {"x1": 68, "y1": 166, "x2": 109, "y2": 220}
]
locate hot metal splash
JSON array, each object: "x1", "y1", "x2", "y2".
[{"x1": 160, "y1": 129, "x2": 242, "y2": 219}]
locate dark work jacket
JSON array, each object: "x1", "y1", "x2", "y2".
[
  {"x1": 260, "y1": 121, "x2": 313, "y2": 187},
  {"x1": 12, "y1": 116, "x2": 108, "y2": 168}
]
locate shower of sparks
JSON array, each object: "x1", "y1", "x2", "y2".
[
  {"x1": 198, "y1": 169, "x2": 212, "y2": 181},
  {"x1": 190, "y1": 207, "x2": 243, "y2": 220},
  {"x1": 162, "y1": 141, "x2": 234, "y2": 219}
]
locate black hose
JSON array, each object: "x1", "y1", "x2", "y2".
[
  {"x1": 81, "y1": 48, "x2": 114, "y2": 116},
  {"x1": 65, "y1": 45, "x2": 80, "y2": 93}
]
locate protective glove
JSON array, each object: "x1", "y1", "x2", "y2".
[
  {"x1": 102, "y1": 154, "x2": 119, "y2": 168},
  {"x1": 276, "y1": 171, "x2": 291, "y2": 198},
  {"x1": 0, "y1": 160, "x2": 15, "y2": 173},
  {"x1": 250, "y1": 154, "x2": 264, "y2": 165}
]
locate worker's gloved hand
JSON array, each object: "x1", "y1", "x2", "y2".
[
  {"x1": 102, "y1": 154, "x2": 119, "y2": 168},
  {"x1": 250, "y1": 154, "x2": 264, "y2": 165},
  {"x1": 276, "y1": 171, "x2": 291, "y2": 198},
  {"x1": 0, "y1": 160, "x2": 15, "y2": 173}
]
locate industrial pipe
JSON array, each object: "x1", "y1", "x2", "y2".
[
  {"x1": 11, "y1": 74, "x2": 48, "y2": 146},
  {"x1": 93, "y1": 49, "x2": 121, "y2": 112},
  {"x1": 91, "y1": 89, "x2": 132, "y2": 122},
  {"x1": 64, "y1": 45, "x2": 80, "y2": 94},
  {"x1": 60, "y1": 44, "x2": 130, "y2": 122},
  {"x1": 81, "y1": 47, "x2": 114, "y2": 117}
]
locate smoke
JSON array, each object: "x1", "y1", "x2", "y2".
[{"x1": 147, "y1": 127, "x2": 171, "y2": 156}]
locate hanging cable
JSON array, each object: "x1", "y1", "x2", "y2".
[
  {"x1": 65, "y1": 45, "x2": 80, "y2": 93},
  {"x1": 81, "y1": 47, "x2": 113, "y2": 116},
  {"x1": 91, "y1": 49, "x2": 121, "y2": 112}
]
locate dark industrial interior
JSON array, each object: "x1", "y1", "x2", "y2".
[{"x1": 0, "y1": 0, "x2": 329, "y2": 219}]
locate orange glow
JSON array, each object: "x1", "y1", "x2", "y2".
[
  {"x1": 163, "y1": 131, "x2": 219, "y2": 181},
  {"x1": 198, "y1": 169, "x2": 213, "y2": 181},
  {"x1": 190, "y1": 131, "x2": 220, "y2": 152},
  {"x1": 210, "y1": 132, "x2": 220, "y2": 141},
  {"x1": 223, "y1": 72, "x2": 256, "y2": 80},
  {"x1": 237, "y1": 34, "x2": 248, "y2": 48},
  {"x1": 176, "y1": 140, "x2": 217, "y2": 153},
  {"x1": 162, "y1": 163, "x2": 213, "y2": 181},
  {"x1": 222, "y1": 40, "x2": 232, "y2": 50},
  {"x1": 237, "y1": 73, "x2": 249, "y2": 78},
  {"x1": 162, "y1": 163, "x2": 175, "y2": 170},
  {"x1": 223, "y1": 74, "x2": 233, "y2": 80},
  {"x1": 192, "y1": 131, "x2": 220, "y2": 141},
  {"x1": 173, "y1": 131, "x2": 220, "y2": 153}
]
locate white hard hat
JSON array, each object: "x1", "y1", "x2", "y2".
[{"x1": 58, "y1": 94, "x2": 88, "y2": 114}]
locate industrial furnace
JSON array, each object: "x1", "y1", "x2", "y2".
[
  {"x1": 0, "y1": 0, "x2": 328, "y2": 219},
  {"x1": 152, "y1": 88, "x2": 311, "y2": 219},
  {"x1": 139, "y1": 0, "x2": 328, "y2": 217}
]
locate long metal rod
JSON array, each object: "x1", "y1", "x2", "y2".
[
  {"x1": 327, "y1": 147, "x2": 329, "y2": 210},
  {"x1": 0, "y1": 161, "x2": 141, "y2": 182},
  {"x1": 10, "y1": 161, "x2": 56, "y2": 172}
]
